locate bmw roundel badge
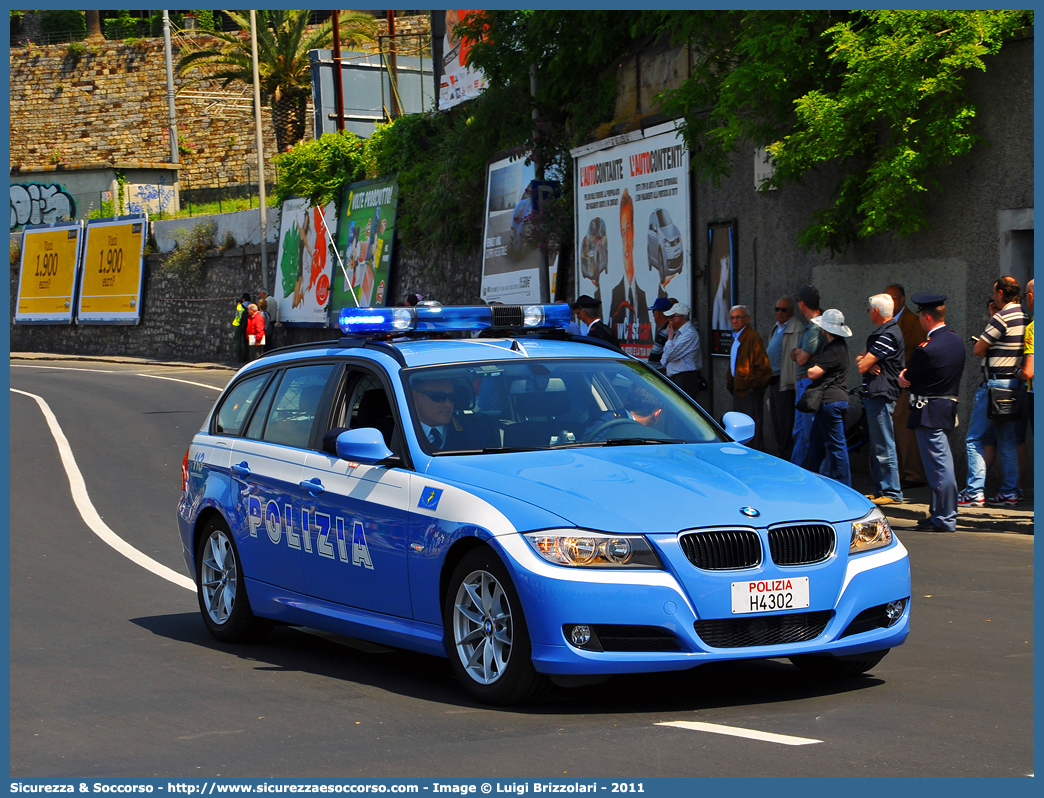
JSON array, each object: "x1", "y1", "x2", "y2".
[{"x1": 740, "y1": 506, "x2": 760, "y2": 518}]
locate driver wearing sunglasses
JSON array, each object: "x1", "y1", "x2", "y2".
[{"x1": 412, "y1": 378, "x2": 459, "y2": 451}]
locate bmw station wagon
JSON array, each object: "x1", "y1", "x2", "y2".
[{"x1": 177, "y1": 304, "x2": 910, "y2": 705}]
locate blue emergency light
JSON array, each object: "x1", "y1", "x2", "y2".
[{"x1": 338, "y1": 303, "x2": 572, "y2": 335}]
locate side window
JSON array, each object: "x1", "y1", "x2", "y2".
[
  {"x1": 244, "y1": 375, "x2": 279, "y2": 440},
  {"x1": 261, "y1": 363, "x2": 336, "y2": 449},
  {"x1": 213, "y1": 373, "x2": 271, "y2": 436},
  {"x1": 323, "y1": 371, "x2": 398, "y2": 456}
]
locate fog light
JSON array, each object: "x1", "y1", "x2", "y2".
[
  {"x1": 570, "y1": 625, "x2": 592, "y2": 647},
  {"x1": 885, "y1": 600, "x2": 905, "y2": 624}
]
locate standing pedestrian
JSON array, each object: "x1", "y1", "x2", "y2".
[
  {"x1": 960, "y1": 276, "x2": 1026, "y2": 507},
  {"x1": 661, "y1": 302, "x2": 706, "y2": 400},
  {"x1": 647, "y1": 297, "x2": 677, "y2": 373},
  {"x1": 766, "y1": 295, "x2": 804, "y2": 459},
  {"x1": 805, "y1": 309, "x2": 853, "y2": 486},
  {"x1": 790, "y1": 284, "x2": 826, "y2": 469},
  {"x1": 1019, "y1": 279, "x2": 1034, "y2": 433},
  {"x1": 897, "y1": 294, "x2": 965, "y2": 531},
  {"x1": 232, "y1": 292, "x2": 251, "y2": 363},
  {"x1": 856, "y1": 294, "x2": 906, "y2": 505},
  {"x1": 884, "y1": 284, "x2": 928, "y2": 488},
  {"x1": 246, "y1": 303, "x2": 266, "y2": 360},
  {"x1": 258, "y1": 288, "x2": 278, "y2": 351},
  {"x1": 725, "y1": 305, "x2": 771, "y2": 449},
  {"x1": 573, "y1": 295, "x2": 619, "y2": 346}
]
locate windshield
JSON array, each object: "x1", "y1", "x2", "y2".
[{"x1": 404, "y1": 358, "x2": 724, "y2": 454}]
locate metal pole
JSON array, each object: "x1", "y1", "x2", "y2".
[
  {"x1": 531, "y1": 62, "x2": 549, "y2": 303},
  {"x1": 162, "y1": 11, "x2": 179, "y2": 164},
  {"x1": 331, "y1": 10, "x2": 344, "y2": 133},
  {"x1": 250, "y1": 10, "x2": 269, "y2": 294}
]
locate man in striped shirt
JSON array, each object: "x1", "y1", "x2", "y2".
[
  {"x1": 856, "y1": 293, "x2": 905, "y2": 505},
  {"x1": 960, "y1": 276, "x2": 1027, "y2": 507}
]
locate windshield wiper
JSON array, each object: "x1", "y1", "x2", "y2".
[{"x1": 550, "y1": 437, "x2": 683, "y2": 449}]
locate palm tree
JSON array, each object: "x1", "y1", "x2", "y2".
[
  {"x1": 85, "y1": 10, "x2": 103, "y2": 40},
  {"x1": 177, "y1": 10, "x2": 378, "y2": 152}
]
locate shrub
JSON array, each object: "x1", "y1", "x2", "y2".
[
  {"x1": 273, "y1": 132, "x2": 367, "y2": 208},
  {"x1": 41, "y1": 10, "x2": 86, "y2": 41},
  {"x1": 103, "y1": 11, "x2": 140, "y2": 40},
  {"x1": 164, "y1": 220, "x2": 216, "y2": 281}
]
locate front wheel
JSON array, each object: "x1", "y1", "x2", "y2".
[
  {"x1": 444, "y1": 547, "x2": 547, "y2": 705},
  {"x1": 196, "y1": 518, "x2": 272, "y2": 643},
  {"x1": 789, "y1": 649, "x2": 889, "y2": 677}
]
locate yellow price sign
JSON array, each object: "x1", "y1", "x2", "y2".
[
  {"x1": 78, "y1": 217, "x2": 147, "y2": 323},
  {"x1": 15, "y1": 223, "x2": 82, "y2": 323}
]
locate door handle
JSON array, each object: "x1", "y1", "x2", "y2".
[
  {"x1": 231, "y1": 462, "x2": 251, "y2": 478},
  {"x1": 299, "y1": 477, "x2": 325, "y2": 496}
]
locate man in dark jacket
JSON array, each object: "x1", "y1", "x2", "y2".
[
  {"x1": 898, "y1": 293, "x2": 965, "y2": 532},
  {"x1": 573, "y1": 295, "x2": 619, "y2": 346}
]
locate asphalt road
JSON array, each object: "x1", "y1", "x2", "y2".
[{"x1": 9, "y1": 359, "x2": 1035, "y2": 779}]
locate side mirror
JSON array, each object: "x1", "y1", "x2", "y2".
[
  {"x1": 335, "y1": 427, "x2": 394, "y2": 464},
  {"x1": 722, "y1": 411, "x2": 756, "y2": 445}
]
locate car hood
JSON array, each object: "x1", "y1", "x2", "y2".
[
  {"x1": 427, "y1": 443, "x2": 872, "y2": 533},
  {"x1": 662, "y1": 223, "x2": 681, "y2": 241}
]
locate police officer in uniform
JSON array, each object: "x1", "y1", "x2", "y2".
[{"x1": 897, "y1": 293, "x2": 965, "y2": 531}]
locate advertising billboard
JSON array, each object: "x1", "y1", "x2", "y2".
[
  {"x1": 330, "y1": 177, "x2": 399, "y2": 313},
  {"x1": 274, "y1": 198, "x2": 338, "y2": 327},
  {"x1": 14, "y1": 221, "x2": 83, "y2": 324},
  {"x1": 572, "y1": 123, "x2": 691, "y2": 359},
  {"x1": 480, "y1": 154, "x2": 556, "y2": 305},
  {"x1": 76, "y1": 215, "x2": 147, "y2": 325},
  {"x1": 439, "y1": 10, "x2": 488, "y2": 110},
  {"x1": 708, "y1": 220, "x2": 737, "y2": 356}
]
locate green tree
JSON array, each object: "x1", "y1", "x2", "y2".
[
  {"x1": 651, "y1": 10, "x2": 1033, "y2": 253},
  {"x1": 177, "y1": 10, "x2": 377, "y2": 153}
]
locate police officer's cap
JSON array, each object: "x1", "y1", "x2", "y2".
[
  {"x1": 911, "y1": 292, "x2": 946, "y2": 312},
  {"x1": 573, "y1": 294, "x2": 600, "y2": 310}
]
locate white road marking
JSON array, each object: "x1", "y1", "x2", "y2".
[
  {"x1": 656, "y1": 720, "x2": 822, "y2": 746},
  {"x1": 134, "y1": 372, "x2": 224, "y2": 391},
  {"x1": 11, "y1": 388, "x2": 195, "y2": 593}
]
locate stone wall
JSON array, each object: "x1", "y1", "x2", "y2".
[
  {"x1": 9, "y1": 15, "x2": 433, "y2": 208},
  {"x1": 9, "y1": 236, "x2": 483, "y2": 362}
]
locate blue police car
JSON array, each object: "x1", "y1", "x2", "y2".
[{"x1": 177, "y1": 304, "x2": 910, "y2": 705}]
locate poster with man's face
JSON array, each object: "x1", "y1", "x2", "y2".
[{"x1": 572, "y1": 123, "x2": 691, "y2": 359}]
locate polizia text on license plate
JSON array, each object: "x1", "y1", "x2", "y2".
[{"x1": 731, "y1": 577, "x2": 810, "y2": 614}]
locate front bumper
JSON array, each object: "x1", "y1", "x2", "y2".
[{"x1": 494, "y1": 533, "x2": 910, "y2": 675}]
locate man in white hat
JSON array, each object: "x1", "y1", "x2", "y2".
[{"x1": 661, "y1": 302, "x2": 704, "y2": 399}]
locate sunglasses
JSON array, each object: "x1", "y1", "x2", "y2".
[
  {"x1": 774, "y1": 307, "x2": 790, "y2": 312},
  {"x1": 417, "y1": 389, "x2": 454, "y2": 403}
]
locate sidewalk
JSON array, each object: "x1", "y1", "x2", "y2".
[
  {"x1": 875, "y1": 483, "x2": 1033, "y2": 535},
  {"x1": 11, "y1": 351, "x2": 1035, "y2": 535}
]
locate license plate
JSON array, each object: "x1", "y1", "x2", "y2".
[{"x1": 731, "y1": 577, "x2": 810, "y2": 614}]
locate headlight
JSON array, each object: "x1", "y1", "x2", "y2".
[
  {"x1": 850, "y1": 508, "x2": 894, "y2": 554},
  {"x1": 523, "y1": 530, "x2": 662, "y2": 568}
]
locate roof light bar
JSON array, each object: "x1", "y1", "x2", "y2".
[{"x1": 338, "y1": 304, "x2": 572, "y2": 335}]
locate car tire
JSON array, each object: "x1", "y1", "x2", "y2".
[
  {"x1": 444, "y1": 547, "x2": 548, "y2": 705},
  {"x1": 789, "y1": 649, "x2": 889, "y2": 678},
  {"x1": 196, "y1": 517, "x2": 272, "y2": 643}
]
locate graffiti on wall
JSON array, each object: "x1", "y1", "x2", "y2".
[
  {"x1": 125, "y1": 183, "x2": 176, "y2": 216},
  {"x1": 10, "y1": 183, "x2": 76, "y2": 231}
]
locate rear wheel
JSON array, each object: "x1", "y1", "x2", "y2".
[
  {"x1": 789, "y1": 649, "x2": 889, "y2": 677},
  {"x1": 196, "y1": 518, "x2": 272, "y2": 642},
  {"x1": 444, "y1": 547, "x2": 547, "y2": 705}
]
